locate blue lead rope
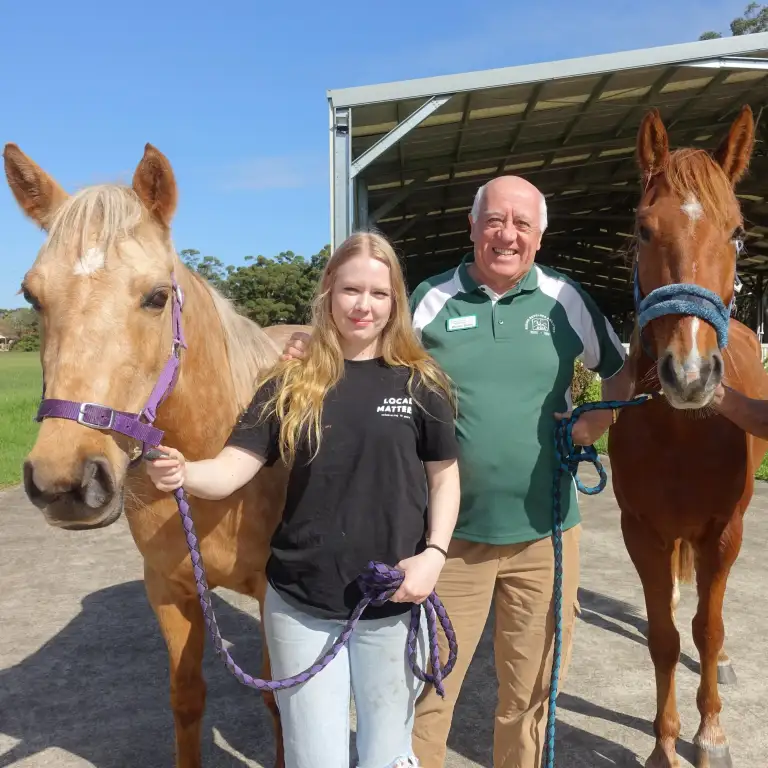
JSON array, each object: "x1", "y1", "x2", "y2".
[{"x1": 543, "y1": 392, "x2": 659, "y2": 767}]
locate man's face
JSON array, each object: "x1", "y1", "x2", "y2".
[{"x1": 468, "y1": 181, "x2": 543, "y2": 288}]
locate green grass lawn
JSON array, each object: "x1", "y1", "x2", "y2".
[{"x1": 0, "y1": 352, "x2": 41, "y2": 489}]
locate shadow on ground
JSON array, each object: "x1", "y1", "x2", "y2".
[
  {"x1": 0, "y1": 581, "x2": 277, "y2": 768},
  {"x1": 0, "y1": 579, "x2": 702, "y2": 768},
  {"x1": 444, "y1": 591, "x2": 698, "y2": 768},
  {"x1": 577, "y1": 588, "x2": 702, "y2": 676}
]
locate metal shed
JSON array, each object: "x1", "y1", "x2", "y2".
[{"x1": 327, "y1": 33, "x2": 768, "y2": 337}]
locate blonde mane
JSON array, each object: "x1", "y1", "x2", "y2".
[
  {"x1": 43, "y1": 184, "x2": 145, "y2": 263},
  {"x1": 191, "y1": 274, "x2": 280, "y2": 411},
  {"x1": 40, "y1": 181, "x2": 278, "y2": 412}
]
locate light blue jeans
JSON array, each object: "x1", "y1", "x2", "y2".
[{"x1": 263, "y1": 584, "x2": 427, "y2": 767}]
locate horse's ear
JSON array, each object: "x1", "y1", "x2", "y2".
[
  {"x1": 132, "y1": 143, "x2": 178, "y2": 229},
  {"x1": 3, "y1": 143, "x2": 68, "y2": 230},
  {"x1": 713, "y1": 104, "x2": 754, "y2": 185},
  {"x1": 636, "y1": 108, "x2": 669, "y2": 178}
]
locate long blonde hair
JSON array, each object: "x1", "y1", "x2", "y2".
[{"x1": 257, "y1": 231, "x2": 456, "y2": 463}]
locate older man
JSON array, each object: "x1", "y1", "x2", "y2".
[
  {"x1": 407, "y1": 175, "x2": 632, "y2": 768},
  {"x1": 282, "y1": 175, "x2": 633, "y2": 766}
]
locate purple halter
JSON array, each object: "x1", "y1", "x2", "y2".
[
  {"x1": 34, "y1": 271, "x2": 457, "y2": 696},
  {"x1": 36, "y1": 275, "x2": 187, "y2": 455}
]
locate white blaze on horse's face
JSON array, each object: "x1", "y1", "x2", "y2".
[
  {"x1": 73, "y1": 247, "x2": 106, "y2": 276},
  {"x1": 681, "y1": 194, "x2": 703, "y2": 223},
  {"x1": 684, "y1": 318, "x2": 702, "y2": 384}
]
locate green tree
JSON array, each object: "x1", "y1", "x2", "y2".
[
  {"x1": 226, "y1": 246, "x2": 330, "y2": 327},
  {"x1": 700, "y1": 2, "x2": 768, "y2": 39},
  {"x1": 179, "y1": 248, "x2": 232, "y2": 294},
  {"x1": 3, "y1": 307, "x2": 40, "y2": 351}
]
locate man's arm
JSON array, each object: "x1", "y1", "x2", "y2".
[{"x1": 714, "y1": 384, "x2": 768, "y2": 439}]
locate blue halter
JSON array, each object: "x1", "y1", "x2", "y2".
[{"x1": 632, "y1": 261, "x2": 735, "y2": 359}]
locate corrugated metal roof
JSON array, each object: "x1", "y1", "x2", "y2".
[{"x1": 328, "y1": 34, "x2": 768, "y2": 317}]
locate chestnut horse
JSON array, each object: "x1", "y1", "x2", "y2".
[
  {"x1": 3, "y1": 142, "x2": 307, "y2": 767},
  {"x1": 609, "y1": 104, "x2": 768, "y2": 768}
]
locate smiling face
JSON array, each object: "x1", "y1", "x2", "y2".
[
  {"x1": 329, "y1": 253, "x2": 393, "y2": 358},
  {"x1": 468, "y1": 176, "x2": 544, "y2": 292}
]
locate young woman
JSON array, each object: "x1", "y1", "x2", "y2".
[{"x1": 146, "y1": 231, "x2": 460, "y2": 768}]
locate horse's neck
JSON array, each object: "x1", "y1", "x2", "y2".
[{"x1": 154, "y1": 272, "x2": 241, "y2": 459}]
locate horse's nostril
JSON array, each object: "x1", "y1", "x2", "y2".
[
  {"x1": 80, "y1": 456, "x2": 115, "y2": 509},
  {"x1": 711, "y1": 352, "x2": 724, "y2": 380},
  {"x1": 659, "y1": 353, "x2": 676, "y2": 386}
]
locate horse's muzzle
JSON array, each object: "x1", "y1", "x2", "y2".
[
  {"x1": 23, "y1": 455, "x2": 123, "y2": 528},
  {"x1": 658, "y1": 350, "x2": 724, "y2": 409}
]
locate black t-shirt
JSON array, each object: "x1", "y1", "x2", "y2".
[{"x1": 225, "y1": 357, "x2": 459, "y2": 620}]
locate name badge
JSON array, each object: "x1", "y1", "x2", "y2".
[{"x1": 446, "y1": 315, "x2": 477, "y2": 332}]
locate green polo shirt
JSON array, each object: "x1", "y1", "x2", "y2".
[{"x1": 409, "y1": 253, "x2": 626, "y2": 545}]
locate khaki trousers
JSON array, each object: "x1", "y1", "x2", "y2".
[{"x1": 412, "y1": 524, "x2": 581, "y2": 768}]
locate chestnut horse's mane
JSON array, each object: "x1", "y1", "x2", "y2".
[
  {"x1": 648, "y1": 147, "x2": 742, "y2": 231},
  {"x1": 39, "y1": 182, "x2": 278, "y2": 412}
]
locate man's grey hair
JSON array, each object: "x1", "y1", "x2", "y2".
[{"x1": 470, "y1": 181, "x2": 548, "y2": 232}]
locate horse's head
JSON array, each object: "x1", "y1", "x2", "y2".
[
  {"x1": 3, "y1": 143, "x2": 182, "y2": 529},
  {"x1": 633, "y1": 105, "x2": 754, "y2": 410}
]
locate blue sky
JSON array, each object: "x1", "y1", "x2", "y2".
[{"x1": 0, "y1": 0, "x2": 749, "y2": 308}]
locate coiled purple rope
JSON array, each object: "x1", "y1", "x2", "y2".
[{"x1": 174, "y1": 487, "x2": 458, "y2": 697}]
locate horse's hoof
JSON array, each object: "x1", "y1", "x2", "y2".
[
  {"x1": 717, "y1": 660, "x2": 737, "y2": 685},
  {"x1": 695, "y1": 744, "x2": 732, "y2": 768},
  {"x1": 645, "y1": 743, "x2": 680, "y2": 768}
]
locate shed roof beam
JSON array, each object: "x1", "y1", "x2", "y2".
[
  {"x1": 495, "y1": 82, "x2": 546, "y2": 174},
  {"x1": 687, "y1": 56, "x2": 768, "y2": 71},
  {"x1": 350, "y1": 94, "x2": 454, "y2": 178},
  {"x1": 666, "y1": 70, "x2": 732, "y2": 128},
  {"x1": 368, "y1": 170, "x2": 432, "y2": 224},
  {"x1": 364, "y1": 115, "x2": 736, "y2": 182},
  {"x1": 610, "y1": 67, "x2": 681, "y2": 137},
  {"x1": 561, "y1": 74, "x2": 614, "y2": 145}
]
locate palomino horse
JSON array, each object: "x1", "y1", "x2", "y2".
[
  {"x1": 3, "y1": 142, "x2": 306, "y2": 767},
  {"x1": 609, "y1": 104, "x2": 768, "y2": 768}
]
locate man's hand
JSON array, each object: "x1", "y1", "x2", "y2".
[
  {"x1": 390, "y1": 548, "x2": 446, "y2": 605},
  {"x1": 554, "y1": 408, "x2": 613, "y2": 446},
  {"x1": 280, "y1": 331, "x2": 311, "y2": 362}
]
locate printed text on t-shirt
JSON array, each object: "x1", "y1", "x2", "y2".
[{"x1": 376, "y1": 396, "x2": 413, "y2": 419}]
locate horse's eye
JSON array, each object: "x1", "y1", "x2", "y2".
[
  {"x1": 731, "y1": 226, "x2": 746, "y2": 255},
  {"x1": 638, "y1": 225, "x2": 652, "y2": 242},
  {"x1": 142, "y1": 289, "x2": 169, "y2": 310},
  {"x1": 21, "y1": 287, "x2": 41, "y2": 312}
]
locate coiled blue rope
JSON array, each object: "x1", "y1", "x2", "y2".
[{"x1": 543, "y1": 391, "x2": 659, "y2": 767}]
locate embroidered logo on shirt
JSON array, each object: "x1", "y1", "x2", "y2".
[
  {"x1": 377, "y1": 397, "x2": 413, "y2": 419},
  {"x1": 524, "y1": 314, "x2": 555, "y2": 336}
]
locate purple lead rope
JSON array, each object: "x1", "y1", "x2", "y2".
[{"x1": 174, "y1": 487, "x2": 458, "y2": 696}]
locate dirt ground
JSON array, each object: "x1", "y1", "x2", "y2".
[{"x1": 1, "y1": 462, "x2": 766, "y2": 767}]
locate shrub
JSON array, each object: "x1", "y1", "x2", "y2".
[{"x1": 571, "y1": 360, "x2": 598, "y2": 407}]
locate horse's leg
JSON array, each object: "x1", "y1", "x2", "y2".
[
  {"x1": 691, "y1": 519, "x2": 742, "y2": 768},
  {"x1": 622, "y1": 512, "x2": 681, "y2": 768},
  {"x1": 717, "y1": 647, "x2": 737, "y2": 685},
  {"x1": 144, "y1": 566, "x2": 206, "y2": 768}
]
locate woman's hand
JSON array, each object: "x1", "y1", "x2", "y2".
[
  {"x1": 145, "y1": 445, "x2": 187, "y2": 492},
  {"x1": 390, "y1": 547, "x2": 446, "y2": 605}
]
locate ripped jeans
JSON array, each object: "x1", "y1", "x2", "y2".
[{"x1": 263, "y1": 584, "x2": 426, "y2": 767}]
